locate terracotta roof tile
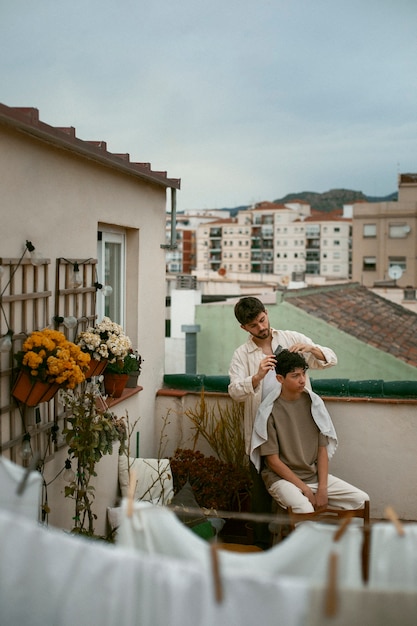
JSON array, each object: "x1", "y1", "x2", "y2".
[
  {"x1": 285, "y1": 283, "x2": 417, "y2": 367},
  {"x1": 0, "y1": 103, "x2": 180, "y2": 190}
]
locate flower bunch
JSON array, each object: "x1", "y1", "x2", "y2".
[
  {"x1": 76, "y1": 317, "x2": 132, "y2": 364},
  {"x1": 15, "y1": 329, "x2": 90, "y2": 389},
  {"x1": 106, "y1": 348, "x2": 142, "y2": 374}
]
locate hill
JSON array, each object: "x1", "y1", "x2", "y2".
[{"x1": 273, "y1": 188, "x2": 397, "y2": 212}]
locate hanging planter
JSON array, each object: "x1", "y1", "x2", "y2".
[
  {"x1": 103, "y1": 372, "x2": 128, "y2": 398},
  {"x1": 13, "y1": 328, "x2": 90, "y2": 405},
  {"x1": 85, "y1": 358, "x2": 108, "y2": 379},
  {"x1": 12, "y1": 370, "x2": 61, "y2": 406}
]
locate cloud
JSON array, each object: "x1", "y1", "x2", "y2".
[{"x1": 1, "y1": 0, "x2": 416, "y2": 209}]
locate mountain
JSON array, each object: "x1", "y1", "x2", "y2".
[
  {"x1": 222, "y1": 189, "x2": 398, "y2": 216},
  {"x1": 272, "y1": 188, "x2": 398, "y2": 212}
]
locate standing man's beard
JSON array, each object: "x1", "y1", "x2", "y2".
[{"x1": 250, "y1": 326, "x2": 271, "y2": 340}]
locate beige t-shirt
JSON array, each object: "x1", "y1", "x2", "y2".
[{"x1": 260, "y1": 392, "x2": 328, "y2": 487}]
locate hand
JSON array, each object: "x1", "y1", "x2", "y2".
[
  {"x1": 302, "y1": 486, "x2": 316, "y2": 506},
  {"x1": 289, "y1": 343, "x2": 325, "y2": 360},
  {"x1": 288, "y1": 343, "x2": 312, "y2": 354},
  {"x1": 257, "y1": 355, "x2": 277, "y2": 379},
  {"x1": 314, "y1": 486, "x2": 328, "y2": 510}
]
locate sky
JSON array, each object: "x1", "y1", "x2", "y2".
[{"x1": 1, "y1": 0, "x2": 416, "y2": 211}]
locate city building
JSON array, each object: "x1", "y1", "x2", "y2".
[
  {"x1": 194, "y1": 200, "x2": 352, "y2": 285},
  {"x1": 352, "y1": 174, "x2": 417, "y2": 288}
]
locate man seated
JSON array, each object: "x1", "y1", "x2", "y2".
[{"x1": 250, "y1": 350, "x2": 369, "y2": 513}]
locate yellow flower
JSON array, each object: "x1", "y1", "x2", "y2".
[{"x1": 15, "y1": 328, "x2": 90, "y2": 389}]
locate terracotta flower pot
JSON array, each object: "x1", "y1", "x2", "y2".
[
  {"x1": 12, "y1": 370, "x2": 61, "y2": 406},
  {"x1": 85, "y1": 358, "x2": 108, "y2": 379},
  {"x1": 103, "y1": 372, "x2": 128, "y2": 398}
]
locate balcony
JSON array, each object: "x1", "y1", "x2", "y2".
[{"x1": 158, "y1": 375, "x2": 417, "y2": 522}]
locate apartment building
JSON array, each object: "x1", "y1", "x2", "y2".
[
  {"x1": 195, "y1": 200, "x2": 352, "y2": 283},
  {"x1": 304, "y1": 210, "x2": 352, "y2": 280},
  {"x1": 166, "y1": 209, "x2": 229, "y2": 273},
  {"x1": 352, "y1": 174, "x2": 417, "y2": 288}
]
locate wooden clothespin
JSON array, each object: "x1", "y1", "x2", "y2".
[
  {"x1": 210, "y1": 542, "x2": 224, "y2": 604},
  {"x1": 333, "y1": 511, "x2": 354, "y2": 542},
  {"x1": 324, "y1": 514, "x2": 354, "y2": 617},
  {"x1": 126, "y1": 469, "x2": 137, "y2": 518},
  {"x1": 324, "y1": 551, "x2": 339, "y2": 617},
  {"x1": 384, "y1": 505, "x2": 405, "y2": 537}
]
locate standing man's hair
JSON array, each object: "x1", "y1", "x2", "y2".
[
  {"x1": 234, "y1": 297, "x2": 265, "y2": 325},
  {"x1": 275, "y1": 350, "x2": 308, "y2": 377}
]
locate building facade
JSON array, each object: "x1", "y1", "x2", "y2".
[
  {"x1": 352, "y1": 174, "x2": 417, "y2": 288},
  {"x1": 0, "y1": 103, "x2": 180, "y2": 533},
  {"x1": 195, "y1": 200, "x2": 352, "y2": 284}
]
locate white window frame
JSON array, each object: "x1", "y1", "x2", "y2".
[
  {"x1": 363, "y1": 224, "x2": 377, "y2": 238},
  {"x1": 97, "y1": 230, "x2": 126, "y2": 326}
]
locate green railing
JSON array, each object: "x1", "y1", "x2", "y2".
[{"x1": 163, "y1": 374, "x2": 417, "y2": 399}]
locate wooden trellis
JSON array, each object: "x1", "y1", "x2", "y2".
[{"x1": 0, "y1": 255, "x2": 98, "y2": 463}]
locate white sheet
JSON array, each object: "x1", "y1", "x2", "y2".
[
  {"x1": 0, "y1": 455, "x2": 42, "y2": 520},
  {"x1": 0, "y1": 508, "x2": 310, "y2": 626},
  {"x1": 368, "y1": 522, "x2": 417, "y2": 590},
  {"x1": 116, "y1": 500, "x2": 365, "y2": 587}
]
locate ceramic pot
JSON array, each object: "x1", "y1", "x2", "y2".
[
  {"x1": 103, "y1": 372, "x2": 128, "y2": 398},
  {"x1": 125, "y1": 370, "x2": 139, "y2": 388}
]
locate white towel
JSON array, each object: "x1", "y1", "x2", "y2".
[{"x1": 250, "y1": 385, "x2": 338, "y2": 471}]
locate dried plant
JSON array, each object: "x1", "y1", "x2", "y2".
[{"x1": 184, "y1": 389, "x2": 248, "y2": 471}]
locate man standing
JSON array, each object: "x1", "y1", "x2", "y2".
[{"x1": 228, "y1": 296, "x2": 337, "y2": 548}]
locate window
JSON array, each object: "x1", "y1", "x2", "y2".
[
  {"x1": 363, "y1": 224, "x2": 376, "y2": 238},
  {"x1": 97, "y1": 230, "x2": 125, "y2": 325},
  {"x1": 389, "y1": 257, "x2": 406, "y2": 271},
  {"x1": 363, "y1": 256, "x2": 376, "y2": 271},
  {"x1": 389, "y1": 223, "x2": 410, "y2": 238}
]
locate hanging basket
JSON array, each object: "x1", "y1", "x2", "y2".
[
  {"x1": 12, "y1": 370, "x2": 61, "y2": 407},
  {"x1": 103, "y1": 372, "x2": 128, "y2": 398},
  {"x1": 85, "y1": 358, "x2": 108, "y2": 379}
]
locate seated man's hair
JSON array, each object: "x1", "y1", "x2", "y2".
[
  {"x1": 275, "y1": 349, "x2": 309, "y2": 377},
  {"x1": 234, "y1": 297, "x2": 265, "y2": 324}
]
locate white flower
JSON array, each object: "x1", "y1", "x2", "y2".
[{"x1": 76, "y1": 317, "x2": 132, "y2": 363}]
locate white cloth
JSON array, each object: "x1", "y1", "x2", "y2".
[
  {"x1": 0, "y1": 507, "x2": 310, "y2": 626},
  {"x1": 250, "y1": 384, "x2": 338, "y2": 471},
  {"x1": 368, "y1": 522, "x2": 417, "y2": 590},
  {"x1": 2, "y1": 505, "x2": 417, "y2": 626},
  {"x1": 117, "y1": 501, "x2": 362, "y2": 587},
  {"x1": 228, "y1": 328, "x2": 338, "y2": 454},
  {"x1": 0, "y1": 455, "x2": 42, "y2": 520}
]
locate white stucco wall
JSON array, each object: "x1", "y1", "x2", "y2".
[
  {"x1": 155, "y1": 391, "x2": 417, "y2": 521},
  {"x1": 1, "y1": 119, "x2": 174, "y2": 534}
]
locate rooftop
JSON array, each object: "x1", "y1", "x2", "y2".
[
  {"x1": 285, "y1": 283, "x2": 417, "y2": 367},
  {"x1": 0, "y1": 103, "x2": 180, "y2": 190}
]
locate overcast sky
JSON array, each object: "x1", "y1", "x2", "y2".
[{"x1": 1, "y1": 0, "x2": 416, "y2": 210}]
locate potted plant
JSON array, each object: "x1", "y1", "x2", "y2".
[
  {"x1": 76, "y1": 317, "x2": 132, "y2": 380},
  {"x1": 104, "y1": 349, "x2": 142, "y2": 395},
  {"x1": 61, "y1": 386, "x2": 127, "y2": 536},
  {"x1": 12, "y1": 328, "x2": 91, "y2": 406},
  {"x1": 117, "y1": 349, "x2": 142, "y2": 388},
  {"x1": 169, "y1": 448, "x2": 252, "y2": 512}
]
